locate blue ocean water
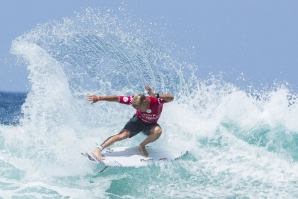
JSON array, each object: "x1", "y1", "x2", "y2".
[
  {"x1": 1, "y1": 8, "x2": 298, "y2": 199},
  {"x1": 0, "y1": 92, "x2": 26, "y2": 125}
]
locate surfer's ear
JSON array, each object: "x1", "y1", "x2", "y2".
[{"x1": 143, "y1": 98, "x2": 149, "y2": 104}]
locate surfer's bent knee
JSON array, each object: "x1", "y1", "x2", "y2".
[
  {"x1": 118, "y1": 129, "x2": 131, "y2": 140},
  {"x1": 151, "y1": 125, "x2": 162, "y2": 135}
]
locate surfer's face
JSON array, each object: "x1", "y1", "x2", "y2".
[
  {"x1": 134, "y1": 98, "x2": 149, "y2": 112},
  {"x1": 136, "y1": 103, "x2": 148, "y2": 112}
]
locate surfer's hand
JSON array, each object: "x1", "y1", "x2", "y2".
[
  {"x1": 86, "y1": 95, "x2": 101, "y2": 104},
  {"x1": 145, "y1": 86, "x2": 155, "y2": 97}
]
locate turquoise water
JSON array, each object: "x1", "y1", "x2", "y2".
[{"x1": 1, "y1": 8, "x2": 298, "y2": 198}]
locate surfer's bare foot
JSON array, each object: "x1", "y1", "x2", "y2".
[
  {"x1": 138, "y1": 144, "x2": 148, "y2": 157},
  {"x1": 91, "y1": 148, "x2": 104, "y2": 160}
]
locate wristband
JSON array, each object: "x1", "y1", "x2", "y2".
[
  {"x1": 156, "y1": 93, "x2": 160, "y2": 98},
  {"x1": 97, "y1": 96, "x2": 101, "y2": 101}
]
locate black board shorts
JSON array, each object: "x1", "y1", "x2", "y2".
[{"x1": 123, "y1": 114, "x2": 160, "y2": 138}]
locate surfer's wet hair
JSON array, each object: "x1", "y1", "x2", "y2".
[{"x1": 132, "y1": 94, "x2": 146, "y2": 107}]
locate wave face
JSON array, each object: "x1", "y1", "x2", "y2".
[{"x1": 0, "y1": 8, "x2": 298, "y2": 198}]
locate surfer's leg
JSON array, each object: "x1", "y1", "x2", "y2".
[
  {"x1": 91, "y1": 114, "x2": 142, "y2": 160},
  {"x1": 139, "y1": 125, "x2": 162, "y2": 157},
  {"x1": 91, "y1": 130, "x2": 131, "y2": 160},
  {"x1": 101, "y1": 130, "x2": 131, "y2": 147}
]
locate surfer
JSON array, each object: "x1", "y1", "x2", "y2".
[{"x1": 86, "y1": 86, "x2": 174, "y2": 160}]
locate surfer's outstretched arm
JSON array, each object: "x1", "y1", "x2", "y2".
[
  {"x1": 145, "y1": 86, "x2": 174, "y2": 102},
  {"x1": 86, "y1": 95, "x2": 119, "y2": 104}
]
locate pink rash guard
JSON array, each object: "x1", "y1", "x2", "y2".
[{"x1": 119, "y1": 96, "x2": 167, "y2": 124}]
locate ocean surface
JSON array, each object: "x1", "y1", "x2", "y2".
[{"x1": 1, "y1": 8, "x2": 298, "y2": 199}]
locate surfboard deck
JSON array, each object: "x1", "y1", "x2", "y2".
[{"x1": 82, "y1": 146, "x2": 188, "y2": 168}]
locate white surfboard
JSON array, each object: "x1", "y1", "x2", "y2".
[{"x1": 82, "y1": 146, "x2": 188, "y2": 169}]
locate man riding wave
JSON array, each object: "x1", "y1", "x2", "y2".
[{"x1": 86, "y1": 86, "x2": 174, "y2": 161}]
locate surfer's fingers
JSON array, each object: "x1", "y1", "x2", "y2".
[
  {"x1": 145, "y1": 86, "x2": 151, "y2": 91},
  {"x1": 86, "y1": 95, "x2": 97, "y2": 104},
  {"x1": 145, "y1": 86, "x2": 154, "y2": 95},
  {"x1": 86, "y1": 94, "x2": 93, "y2": 101}
]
